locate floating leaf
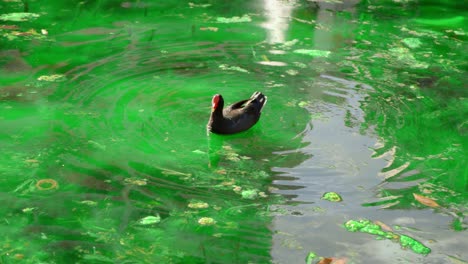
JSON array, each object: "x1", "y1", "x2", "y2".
[
  {"x1": 0, "y1": 25, "x2": 19, "y2": 30},
  {"x1": 402, "y1": 38, "x2": 422, "y2": 49},
  {"x1": 22, "y1": 207, "x2": 36, "y2": 213},
  {"x1": 374, "y1": 220, "x2": 393, "y2": 232},
  {"x1": 305, "y1": 251, "x2": 318, "y2": 264},
  {"x1": 37, "y1": 74, "x2": 67, "y2": 82},
  {"x1": 0, "y1": 12, "x2": 40, "y2": 22},
  {"x1": 219, "y1": 64, "x2": 249, "y2": 73},
  {"x1": 298, "y1": 101, "x2": 310, "y2": 108},
  {"x1": 293, "y1": 49, "x2": 331, "y2": 57},
  {"x1": 188, "y1": 201, "x2": 209, "y2": 209},
  {"x1": 344, "y1": 219, "x2": 431, "y2": 255},
  {"x1": 281, "y1": 39, "x2": 299, "y2": 49},
  {"x1": 413, "y1": 193, "x2": 440, "y2": 208},
  {"x1": 200, "y1": 27, "x2": 218, "y2": 32},
  {"x1": 317, "y1": 257, "x2": 348, "y2": 264},
  {"x1": 124, "y1": 177, "x2": 147, "y2": 186},
  {"x1": 322, "y1": 192, "x2": 343, "y2": 202},
  {"x1": 241, "y1": 189, "x2": 258, "y2": 200},
  {"x1": 137, "y1": 215, "x2": 161, "y2": 225},
  {"x1": 198, "y1": 217, "x2": 216, "y2": 226},
  {"x1": 317, "y1": 257, "x2": 333, "y2": 264},
  {"x1": 286, "y1": 69, "x2": 299, "y2": 76},
  {"x1": 216, "y1": 15, "x2": 251, "y2": 23},
  {"x1": 388, "y1": 47, "x2": 429, "y2": 69},
  {"x1": 79, "y1": 200, "x2": 98, "y2": 206},
  {"x1": 400, "y1": 234, "x2": 431, "y2": 255},
  {"x1": 331, "y1": 258, "x2": 348, "y2": 264}
]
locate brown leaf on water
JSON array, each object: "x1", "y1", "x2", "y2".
[
  {"x1": 0, "y1": 24, "x2": 19, "y2": 30},
  {"x1": 413, "y1": 193, "x2": 440, "y2": 208},
  {"x1": 200, "y1": 27, "x2": 218, "y2": 32},
  {"x1": 317, "y1": 258, "x2": 333, "y2": 264},
  {"x1": 215, "y1": 169, "x2": 227, "y2": 175},
  {"x1": 13, "y1": 29, "x2": 40, "y2": 36},
  {"x1": 332, "y1": 258, "x2": 348, "y2": 264},
  {"x1": 318, "y1": 257, "x2": 348, "y2": 264},
  {"x1": 374, "y1": 220, "x2": 393, "y2": 232}
]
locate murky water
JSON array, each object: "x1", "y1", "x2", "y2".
[{"x1": 1, "y1": 0, "x2": 466, "y2": 263}]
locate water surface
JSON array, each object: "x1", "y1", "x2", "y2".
[{"x1": 0, "y1": 0, "x2": 466, "y2": 263}]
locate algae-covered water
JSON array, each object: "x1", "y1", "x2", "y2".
[{"x1": 0, "y1": 0, "x2": 466, "y2": 263}]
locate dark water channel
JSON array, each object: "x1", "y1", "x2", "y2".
[{"x1": 0, "y1": 0, "x2": 467, "y2": 263}]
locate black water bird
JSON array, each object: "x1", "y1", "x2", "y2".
[{"x1": 207, "y1": 91, "x2": 267, "y2": 134}]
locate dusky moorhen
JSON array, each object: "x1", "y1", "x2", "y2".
[{"x1": 207, "y1": 91, "x2": 267, "y2": 134}]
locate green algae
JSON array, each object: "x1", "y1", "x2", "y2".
[
  {"x1": 344, "y1": 219, "x2": 431, "y2": 255},
  {"x1": 322, "y1": 192, "x2": 343, "y2": 202}
]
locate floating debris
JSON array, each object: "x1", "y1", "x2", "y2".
[
  {"x1": 219, "y1": 64, "x2": 249, "y2": 73},
  {"x1": 200, "y1": 27, "x2": 218, "y2": 32},
  {"x1": 0, "y1": 12, "x2": 40, "y2": 22},
  {"x1": 79, "y1": 200, "x2": 98, "y2": 206},
  {"x1": 188, "y1": 201, "x2": 209, "y2": 209},
  {"x1": 321, "y1": 192, "x2": 343, "y2": 202},
  {"x1": 293, "y1": 49, "x2": 331, "y2": 57},
  {"x1": 281, "y1": 39, "x2": 299, "y2": 49},
  {"x1": 344, "y1": 219, "x2": 431, "y2": 255},
  {"x1": 388, "y1": 47, "x2": 429, "y2": 69},
  {"x1": 37, "y1": 74, "x2": 67, "y2": 82},
  {"x1": 189, "y1": 2, "x2": 211, "y2": 8},
  {"x1": 137, "y1": 215, "x2": 161, "y2": 225},
  {"x1": 298, "y1": 101, "x2": 310, "y2": 108},
  {"x1": 241, "y1": 189, "x2": 258, "y2": 200},
  {"x1": 124, "y1": 177, "x2": 147, "y2": 186},
  {"x1": 22, "y1": 207, "x2": 36, "y2": 213},
  {"x1": 36, "y1": 179, "x2": 59, "y2": 191},
  {"x1": 286, "y1": 69, "x2": 299, "y2": 76},
  {"x1": 413, "y1": 193, "x2": 440, "y2": 208},
  {"x1": 198, "y1": 217, "x2": 216, "y2": 226},
  {"x1": 217, "y1": 15, "x2": 251, "y2": 23},
  {"x1": 402, "y1": 38, "x2": 422, "y2": 49},
  {"x1": 305, "y1": 251, "x2": 318, "y2": 264}
]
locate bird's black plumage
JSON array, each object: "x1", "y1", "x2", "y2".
[{"x1": 207, "y1": 91, "x2": 267, "y2": 134}]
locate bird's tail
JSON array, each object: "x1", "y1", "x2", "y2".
[{"x1": 250, "y1": 91, "x2": 267, "y2": 112}]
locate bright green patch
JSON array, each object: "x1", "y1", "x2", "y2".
[
  {"x1": 321, "y1": 192, "x2": 343, "y2": 202},
  {"x1": 344, "y1": 219, "x2": 431, "y2": 255},
  {"x1": 305, "y1": 251, "x2": 318, "y2": 264},
  {"x1": 413, "y1": 16, "x2": 464, "y2": 27}
]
